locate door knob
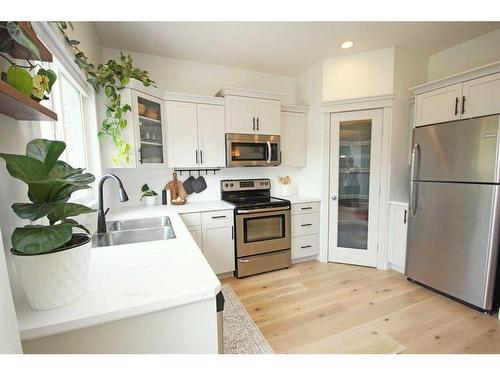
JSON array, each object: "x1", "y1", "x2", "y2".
[{"x1": 331, "y1": 195, "x2": 337, "y2": 200}]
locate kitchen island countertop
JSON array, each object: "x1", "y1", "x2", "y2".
[{"x1": 15, "y1": 201, "x2": 231, "y2": 341}]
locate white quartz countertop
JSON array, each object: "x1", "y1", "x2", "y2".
[
  {"x1": 274, "y1": 195, "x2": 321, "y2": 204},
  {"x1": 15, "y1": 202, "x2": 228, "y2": 341}
]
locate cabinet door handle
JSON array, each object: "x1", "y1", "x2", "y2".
[
  {"x1": 403, "y1": 209, "x2": 408, "y2": 224},
  {"x1": 301, "y1": 207, "x2": 313, "y2": 210},
  {"x1": 211, "y1": 215, "x2": 226, "y2": 219},
  {"x1": 301, "y1": 245, "x2": 312, "y2": 249},
  {"x1": 257, "y1": 117, "x2": 259, "y2": 131},
  {"x1": 301, "y1": 223, "x2": 312, "y2": 227},
  {"x1": 138, "y1": 148, "x2": 143, "y2": 164},
  {"x1": 200, "y1": 150, "x2": 203, "y2": 165},
  {"x1": 195, "y1": 150, "x2": 199, "y2": 164},
  {"x1": 231, "y1": 225, "x2": 234, "y2": 240},
  {"x1": 252, "y1": 117, "x2": 255, "y2": 131},
  {"x1": 461, "y1": 96, "x2": 466, "y2": 115},
  {"x1": 454, "y1": 97, "x2": 459, "y2": 116}
]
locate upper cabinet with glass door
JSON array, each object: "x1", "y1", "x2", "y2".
[
  {"x1": 100, "y1": 86, "x2": 167, "y2": 169},
  {"x1": 132, "y1": 91, "x2": 167, "y2": 167}
]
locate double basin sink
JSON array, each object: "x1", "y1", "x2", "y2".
[{"x1": 92, "y1": 216, "x2": 176, "y2": 248}]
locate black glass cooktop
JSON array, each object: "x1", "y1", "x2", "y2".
[{"x1": 223, "y1": 196, "x2": 290, "y2": 209}]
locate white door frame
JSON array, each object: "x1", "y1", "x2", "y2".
[
  {"x1": 319, "y1": 95, "x2": 394, "y2": 270},
  {"x1": 328, "y1": 109, "x2": 383, "y2": 267}
]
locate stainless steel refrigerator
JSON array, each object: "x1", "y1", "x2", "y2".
[{"x1": 406, "y1": 114, "x2": 500, "y2": 313}]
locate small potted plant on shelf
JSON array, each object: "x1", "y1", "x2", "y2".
[
  {"x1": 0, "y1": 139, "x2": 95, "y2": 311},
  {"x1": 140, "y1": 183, "x2": 158, "y2": 206}
]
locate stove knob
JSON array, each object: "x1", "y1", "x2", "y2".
[
  {"x1": 265, "y1": 181, "x2": 269, "y2": 185},
  {"x1": 224, "y1": 183, "x2": 228, "y2": 187},
  {"x1": 260, "y1": 181, "x2": 264, "y2": 186},
  {"x1": 230, "y1": 183, "x2": 234, "y2": 187}
]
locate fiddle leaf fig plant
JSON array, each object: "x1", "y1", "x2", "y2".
[
  {"x1": 56, "y1": 22, "x2": 154, "y2": 165},
  {"x1": 0, "y1": 139, "x2": 96, "y2": 255}
]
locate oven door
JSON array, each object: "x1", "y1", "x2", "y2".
[
  {"x1": 226, "y1": 133, "x2": 281, "y2": 167},
  {"x1": 235, "y1": 207, "x2": 291, "y2": 257}
]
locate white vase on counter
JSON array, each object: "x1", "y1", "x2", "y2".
[
  {"x1": 13, "y1": 234, "x2": 91, "y2": 311},
  {"x1": 277, "y1": 184, "x2": 297, "y2": 197},
  {"x1": 143, "y1": 195, "x2": 157, "y2": 206}
]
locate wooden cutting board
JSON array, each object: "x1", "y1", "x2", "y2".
[{"x1": 165, "y1": 172, "x2": 187, "y2": 204}]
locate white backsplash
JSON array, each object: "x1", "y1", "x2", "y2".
[{"x1": 102, "y1": 166, "x2": 308, "y2": 209}]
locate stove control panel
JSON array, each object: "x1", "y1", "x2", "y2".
[{"x1": 221, "y1": 178, "x2": 270, "y2": 192}]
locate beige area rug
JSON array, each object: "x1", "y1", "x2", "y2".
[{"x1": 222, "y1": 283, "x2": 274, "y2": 354}]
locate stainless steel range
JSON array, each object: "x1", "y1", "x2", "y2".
[{"x1": 221, "y1": 178, "x2": 291, "y2": 278}]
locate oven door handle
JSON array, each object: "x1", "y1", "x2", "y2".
[{"x1": 237, "y1": 206, "x2": 290, "y2": 214}]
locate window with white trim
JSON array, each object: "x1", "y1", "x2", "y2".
[{"x1": 40, "y1": 59, "x2": 91, "y2": 201}]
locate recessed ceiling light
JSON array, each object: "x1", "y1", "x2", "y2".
[{"x1": 340, "y1": 40, "x2": 354, "y2": 49}]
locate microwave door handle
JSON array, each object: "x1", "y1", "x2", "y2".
[{"x1": 266, "y1": 141, "x2": 271, "y2": 164}]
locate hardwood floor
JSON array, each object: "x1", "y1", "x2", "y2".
[{"x1": 224, "y1": 260, "x2": 500, "y2": 354}]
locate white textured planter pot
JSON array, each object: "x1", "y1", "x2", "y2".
[
  {"x1": 277, "y1": 184, "x2": 297, "y2": 197},
  {"x1": 143, "y1": 195, "x2": 157, "y2": 206},
  {"x1": 13, "y1": 234, "x2": 91, "y2": 311}
]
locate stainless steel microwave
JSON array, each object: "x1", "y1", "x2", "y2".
[{"x1": 226, "y1": 133, "x2": 281, "y2": 167}]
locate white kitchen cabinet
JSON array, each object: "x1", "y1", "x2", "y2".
[
  {"x1": 100, "y1": 88, "x2": 167, "y2": 168},
  {"x1": 290, "y1": 201, "x2": 320, "y2": 261},
  {"x1": 220, "y1": 88, "x2": 282, "y2": 135},
  {"x1": 202, "y1": 226, "x2": 234, "y2": 275},
  {"x1": 197, "y1": 104, "x2": 225, "y2": 167},
  {"x1": 413, "y1": 65, "x2": 500, "y2": 128},
  {"x1": 202, "y1": 210, "x2": 235, "y2": 275},
  {"x1": 387, "y1": 202, "x2": 408, "y2": 273},
  {"x1": 166, "y1": 101, "x2": 199, "y2": 168},
  {"x1": 167, "y1": 102, "x2": 225, "y2": 168},
  {"x1": 224, "y1": 95, "x2": 257, "y2": 134},
  {"x1": 180, "y1": 210, "x2": 235, "y2": 275},
  {"x1": 187, "y1": 226, "x2": 203, "y2": 251},
  {"x1": 415, "y1": 84, "x2": 462, "y2": 127},
  {"x1": 462, "y1": 72, "x2": 500, "y2": 119},
  {"x1": 256, "y1": 98, "x2": 281, "y2": 135},
  {"x1": 281, "y1": 109, "x2": 307, "y2": 167}
]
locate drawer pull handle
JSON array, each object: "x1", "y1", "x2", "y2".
[
  {"x1": 211, "y1": 215, "x2": 226, "y2": 219},
  {"x1": 301, "y1": 207, "x2": 313, "y2": 210},
  {"x1": 301, "y1": 223, "x2": 312, "y2": 227},
  {"x1": 301, "y1": 245, "x2": 312, "y2": 249}
]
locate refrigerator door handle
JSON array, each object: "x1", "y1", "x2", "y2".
[
  {"x1": 410, "y1": 143, "x2": 420, "y2": 217},
  {"x1": 410, "y1": 143, "x2": 420, "y2": 181}
]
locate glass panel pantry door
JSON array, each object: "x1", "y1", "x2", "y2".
[
  {"x1": 328, "y1": 109, "x2": 383, "y2": 267},
  {"x1": 133, "y1": 92, "x2": 166, "y2": 166}
]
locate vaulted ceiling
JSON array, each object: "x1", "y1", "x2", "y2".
[{"x1": 94, "y1": 22, "x2": 500, "y2": 76}]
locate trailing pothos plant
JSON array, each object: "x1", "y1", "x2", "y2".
[
  {"x1": 56, "y1": 22, "x2": 155, "y2": 165},
  {"x1": 0, "y1": 139, "x2": 96, "y2": 255}
]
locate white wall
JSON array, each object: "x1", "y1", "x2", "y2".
[
  {"x1": 102, "y1": 47, "x2": 297, "y2": 104},
  {"x1": 428, "y1": 28, "x2": 500, "y2": 81},
  {"x1": 389, "y1": 48, "x2": 428, "y2": 202},
  {"x1": 322, "y1": 47, "x2": 395, "y2": 102}
]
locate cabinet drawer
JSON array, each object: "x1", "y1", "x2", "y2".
[
  {"x1": 180, "y1": 212, "x2": 201, "y2": 227},
  {"x1": 291, "y1": 213, "x2": 319, "y2": 236},
  {"x1": 292, "y1": 234, "x2": 319, "y2": 259},
  {"x1": 291, "y1": 202, "x2": 320, "y2": 215},
  {"x1": 201, "y1": 210, "x2": 233, "y2": 229}
]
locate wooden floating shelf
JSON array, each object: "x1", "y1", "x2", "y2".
[
  {"x1": 0, "y1": 80, "x2": 58, "y2": 121},
  {"x1": 0, "y1": 22, "x2": 53, "y2": 62}
]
